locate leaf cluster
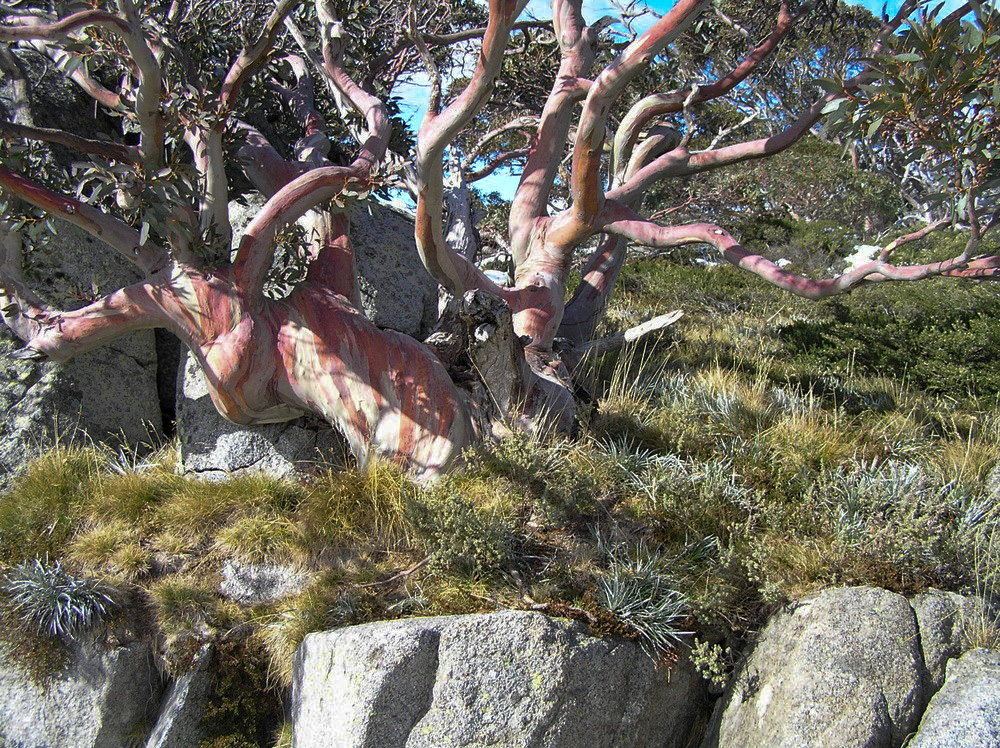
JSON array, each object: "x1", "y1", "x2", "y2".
[{"x1": 828, "y1": 2, "x2": 1000, "y2": 213}]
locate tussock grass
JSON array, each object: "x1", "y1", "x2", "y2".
[
  {"x1": 0, "y1": 446, "x2": 103, "y2": 563},
  {"x1": 150, "y1": 575, "x2": 218, "y2": 635},
  {"x1": 294, "y1": 463, "x2": 416, "y2": 557},
  {"x1": 216, "y1": 516, "x2": 298, "y2": 565},
  {"x1": 67, "y1": 521, "x2": 151, "y2": 579}
]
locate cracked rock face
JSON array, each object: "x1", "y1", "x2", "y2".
[
  {"x1": 910, "y1": 589, "x2": 990, "y2": 693},
  {"x1": 702, "y1": 586, "x2": 928, "y2": 748},
  {"x1": 290, "y1": 610, "x2": 707, "y2": 748}
]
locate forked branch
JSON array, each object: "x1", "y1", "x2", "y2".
[{"x1": 414, "y1": 0, "x2": 527, "y2": 297}]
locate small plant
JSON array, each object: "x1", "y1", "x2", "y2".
[
  {"x1": 2, "y1": 558, "x2": 117, "y2": 639},
  {"x1": 595, "y1": 541, "x2": 691, "y2": 657},
  {"x1": 691, "y1": 638, "x2": 732, "y2": 691},
  {"x1": 216, "y1": 515, "x2": 297, "y2": 565},
  {"x1": 150, "y1": 576, "x2": 217, "y2": 635},
  {"x1": 407, "y1": 486, "x2": 514, "y2": 576}
]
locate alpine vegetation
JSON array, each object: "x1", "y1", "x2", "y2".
[{"x1": 2, "y1": 558, "x2": 117, "y2": 639}]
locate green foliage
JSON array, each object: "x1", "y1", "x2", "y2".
[
  {"x1": 830, "y1": 2, "x2": 999, "y2": 213},
  {"x1": 407, "y1": 484, "x2": 514, "y2": 576},
  {"x1": 465, "y1": 433, "x2": 602, "y2": 525},
  {"x1": 199, "y1": 638, "x2": 283, "y2": 748},
  {"x1": 780, "y1": 277, "x2": 1000, "y2": 402},
  {"x1": 690, "y1": 638, "x2": 732, "y2": 691},
  {"x1": 2, "y1": 558, "x2": 117, "y2": 639}
]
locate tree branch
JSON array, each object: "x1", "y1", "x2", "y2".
[
  {"x1": 461, "y1": 115, "x2": 538, "y2": 170},
  {"x1": 0, "y1": 165, "x2": 166, "y2": 273},
  {"x1": 611, "y1": 1, "x2": 794, "y2": 182},
  {"x1": 231, "y1": 165, "x2": 365, "y2": 296},
  {"x1": 414, "y1": 0, "x2": 528, "y2": 296},
  {"x1": 315, "y1": 5, "x2": 390, "y2": 174},
  {"x1": 0, "y1": 10, "x2": 131, "y2": 42},
  {"x1": 509, "y1": 0, "x2": 602, "y2": 264},
  {"x1": 578, "y1": 309, "x2": 683, "y2": 359},
  {"x1": 0, "y1": 271, "x2": 172, "y2": 362},
  {"x1": 0, "y1": 120, "x2": 136, "y2": 162},
  {"x1": 467, "y1": 148, "x2": 531, "y2": 183},
  {"x1": 185, "y1": 127, "x2": 231, "y2": 248},
  {"x1": 219, "y1": 0, "x2": 300, "y2": 112},
  {"x1": 235, "y1": 122, "x2": 310, "y2": 198},
  {"x1": 115, "y1": 0, "x2": 164, "y2": 169},
  {"x1": 599, "y1": 207, "x2": 1000, "y2": 299},
  {"x1": 570, "y1": 0, "x2": 710, "y2": 225},
  {"x1": 608, "y1": 0, "x2": 919, "y2": 205}
]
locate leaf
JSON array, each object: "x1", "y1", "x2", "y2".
[
  {"x1": 821, "y1": 98, "x2": 846, "y2": 115},
  {"x1": 893, "y1": 52, "x2": 923, "y2": 63}
]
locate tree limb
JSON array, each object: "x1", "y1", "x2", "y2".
[
  {"x1": 219, "y1": 0, "x2": 300, "y2": 112},
  {"x1": 570, "y1": 0, "x2": 710, "y2": 225},
  {"x1": 578, "y1": 309, "x2": 683, "y2": 359},
  {"x1": 0, "y1": 120, "x2": 136, "y2": 162},
  {"x1": 611, "y1": 1, "x2": 794, "y2": 182},
  {"x1": 414, "y1": 0, "x2": 528, "y2": 296},
  {"x1": 509, "y1": 0, "x2": 602, "y2": 264},
  {"x1": 0, "y1": 165, "x2": 166, "y2": 273},
  {"x1": 599, "y1": 206, "x2": 1000, "y2": 299}
]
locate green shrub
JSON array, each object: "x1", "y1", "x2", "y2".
[
  {"x1": 466, "y1": 434, "x2": 601, "y2": 524},
  {"x1": 199, "y1": 638, "x2": 283, "y2": 748},
  {"x1": 407, "y1": 484, "x2": 515, "y2": 576}
]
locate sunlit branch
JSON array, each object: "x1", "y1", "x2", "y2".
[
  {"x1": 0, "y1": 10, "x2": 131, "y2": 41},
  {"x1": 185, "y1": 127, "x2": 231, "y2": 246},
  {"x1": 219, "y1": 0, "x2": 300, "y2": 112},
  {"x1": 611, "y1": 1, "x2": 793, "y2": 184},
  {"x1": 414, "y1": 0, "x2": 528, "y2": 296},
  {"x1": 599, "y1": 206, "x2": 1000, "y2": 299},
  {"x1": 315, "y1": 4, "x2": 390, "y2": 172},
  {"x1": 570, "y1": 0, "x2": 710, "y2": 224},
  {"x1": 115, "y1": 0, "x2": 164, "y2": 169},
  {"x1": 0, "y1": 275, "x2": 172, "y2": 362},
  {"x1": 509, "y1": 0, "x2": 602, "y2": 265},
  {"x1": 235, "y1": 123, "x2": 310, "y2": 198}
]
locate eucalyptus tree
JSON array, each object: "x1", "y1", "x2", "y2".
[{"x1": 0, "y1": 0, "x2": 996, "y2": 478}]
